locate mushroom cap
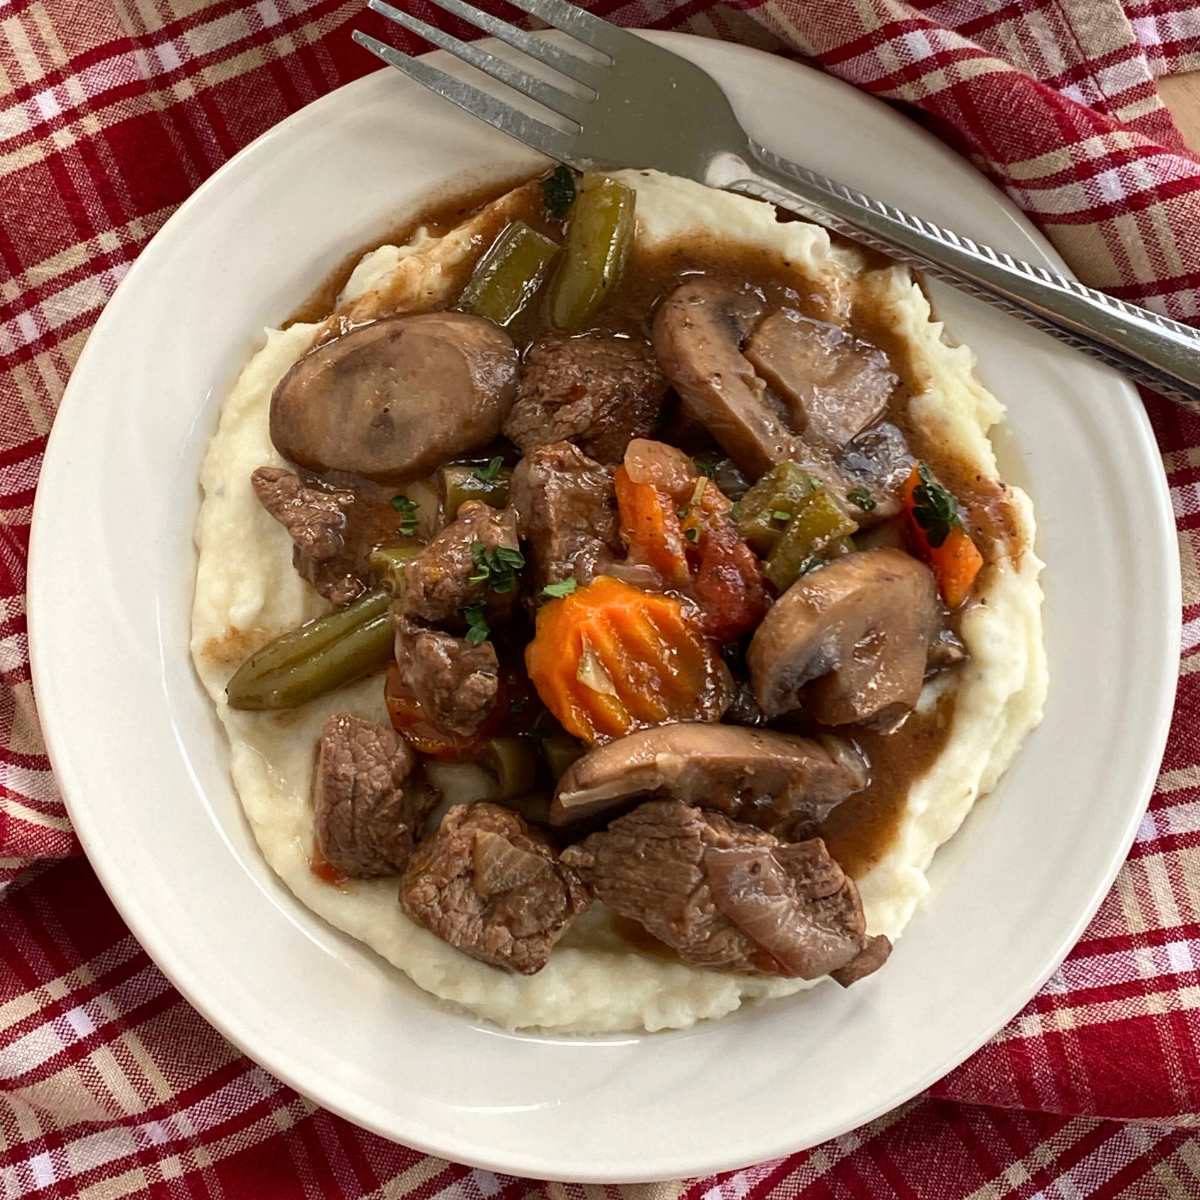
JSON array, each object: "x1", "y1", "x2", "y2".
[
  {"x1": 652, "y1": 279, "x2": 802, "y2": 478},
  {"x1": 270, "y1": 312, "x2": 519, "y2": 482},
  {"x1": 748, "y1": 548, "x2": 939, "y2": 725},
  {"x1": 743, "y1": 310, "x2": 896, "y2": 450},
  {"x1": 551, "y1": 721, "x2": 868, "y2": 830}
]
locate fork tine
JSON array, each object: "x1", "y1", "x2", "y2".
[
  {"x1": 498, "y1": 0, "x2": 631, "y2": 58},
  {"x1": 406, "y1": 0, "x2": 606, "y2": 90},
  {"x1": 368, "y1": 0, "x2": 590, "y2": 125},
  {"x1": 353, "y1": 31, "x2": 575, "y2": 162}
]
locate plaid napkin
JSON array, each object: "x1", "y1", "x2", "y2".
[{"x1": 3, "y1": 0, "x2": 1200, "y2": 1194}]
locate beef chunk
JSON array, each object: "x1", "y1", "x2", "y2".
[
  {"x1": 504, "y1": 333, "x2": 667, "y2": 465},
  {"x1": 400, "y1": 802, "x2": 592, "y2": 974},
  {"x1": 396, "y1": 500, "x2": 521, "y2": 624},
  {"x1": 313, "y1": 713, "x2": 439, "y2": 877},
  {"x1": 562, "y1": 800, "x2": 886, "y2": 983},
  {"x1": 393, "y1": 618, "x2": 500, "y2": 738},
  {"x1": 252, "y1": 466, "x2": 407, "y2": 606},
  {"x1": 509, "y1": 442, "x2": 622, "y2": 589},
  {"x1": 831, "y1": 934, "x2": 892, "y2": 986},
  {"x1": 835, "y1": 422, "x2": 913, "y2": 523}
]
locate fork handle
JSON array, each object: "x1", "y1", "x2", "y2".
[{"x1": 719, "y1": 142, "x2": 1200, "y2": 411}]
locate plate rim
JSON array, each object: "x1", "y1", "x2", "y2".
[{"x1": 27, "y1": 30, "x2": 1182, "y2": 1181}]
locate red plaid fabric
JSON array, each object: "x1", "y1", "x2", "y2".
[{"x1": 3, "y1": 0, "x2": 1200, "y2": 1194}]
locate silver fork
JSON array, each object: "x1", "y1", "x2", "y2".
[{"x1": 354, "y1": 0, "x2": 1200, "y2": 410}]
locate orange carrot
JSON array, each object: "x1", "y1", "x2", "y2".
[
  {"x1": 525, "y1": 576, "x2": 730, "y2": 745},
  {"x1": 614, "y1": 465, "x2": 692, "y2": 587},
  {"x1": 901, "y1": 465, "x2": 984, "y2": 609}
]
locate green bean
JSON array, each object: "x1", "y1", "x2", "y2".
[
  {"x1": 735, "y1": 462, "x2": 820, "y2": 555},
  {"x1": 764, "y1": 490, "x2": 858, "y2": 591},
  {"x1": 549, "y1": 175, "x2": 636, "y2": 332},
  {"x1": 458, "y1": 221, "x2": 560, "y2": 326},
  {"x1": 439, "y1": 462, "x2": 512, "y2": 521},
  {"x1": 226, "y1": 590, "x2": 393, "y2": 710},
  {"x1": 480, "y1": 737, "x2": 539, "y2": 799},
  {"x1": 540, "y1": 734, "x2": 583, "y2": 780}
]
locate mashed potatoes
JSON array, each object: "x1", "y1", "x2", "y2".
[{"x1": 190, "y1": 171, "x2": 1047, "y2": 1033}]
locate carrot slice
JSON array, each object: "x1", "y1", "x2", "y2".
[
  {"x1": 901, "y1": 465, "x2": 984, "y2": 609},
  {"x1": 525, "y1": 575, "x2": 730, "y2": 745},
  {"x1": 614, "y1": 465, "x2": 692, "y2": 586}
]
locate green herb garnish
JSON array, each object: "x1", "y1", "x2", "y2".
[
  {"x1": 542, "y1": 165, "x2": 576, "y2": 219},
  {"x1": 846, "y1": 487, "x2": 877, "y2": 512},
  {"x1": 911, "y1": 463, "x2": 960, "y2": 548},
  {"x1": 474, "y1": 456, "x2": 504, "y2": 482},
  {"x1": 772, "y1": 509, "x2": 792, "y2": 523},
  {"x1": 677, "y1": 506, "x2": 690, "y2": 520},
  {"x1": 463, "y1": 605, "x2": 490, "y2": 645},
  {"x1": 797, "y1": 554, "x2": 825, "y2": 576},
  {"x1": 684, "y1": 527, "x2": 700, "y2": 543},
  {"x1": 692, "y1": 454, "x2": 719, "y2": 480},
  {"x1": 468, "y1": 541, "x2": 526, "y2": 593},
  {"x1": 391, "y1": 494, "x2": 419, "y2": 536},
  {"x1": 542, "y1": 577, "x2": 578, "y2": 599}
]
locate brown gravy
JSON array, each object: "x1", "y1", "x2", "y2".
[
  {"x1": 285, "y1": 174, "x2": 1019, "y2": 877},
  {"x1": 820, "y1": 693, "x2": 956, "y2": 877}
]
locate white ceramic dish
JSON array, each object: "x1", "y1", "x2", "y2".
[{"x1": 29, "y1": 32, "x2": 1179, "y2": 1182}]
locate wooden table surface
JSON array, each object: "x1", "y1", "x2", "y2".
[{"x1": 1162, "y1": 74, "x2": 1200, "y2": 152}]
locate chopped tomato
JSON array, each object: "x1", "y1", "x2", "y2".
[
  {"x1": 309, "y1": 843, "x2": 346, "y2": 887},
  {"x1": 384, "y1": 665, "x2": 504, "y2": 759},
  {"x1": 692, "y1": 523, "x2": 769, "y2": 642},
  {"x1": 525, "y1": 575, "x2": 731, "y2": 745},
  {"x1": 616, "y1": 439, "x2": 764, "y2": 640}
]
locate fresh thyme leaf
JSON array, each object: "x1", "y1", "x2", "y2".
[
  {"x1": 772, "y1": 509, "x2": 792, "y2": 522},
  {"x1": 474, "y1": 456, "x2": 504, "y2": 482},
  {"x1": 467, "y1": 541, "x2": 526, "y2": 593},
  {"x1": 542, "y1": 577, "x2": 578, "y2": 598},
  {"x1": 684, "y1": 527, "x2": 700, "y2": 543},
  {"x1": 846, "y1": 487, "x2": 877, "y2": 512},
  {"x1": 542, "y1": 164, "x2": 576, "y2": 219},
  {"x1": 797, "y1": 554, "x2": 825, "y2": 576},
  {"x1": 494, "y1": 546, "x2": 526, "y2": 569},
  {"x1": 391, "y1": 494, "x2": 419, "y2": 535},
  {"x1": 911, "y1": 463, "x2": 961, "y2": 548},
  {"x1": 463, "y1": 605, "x2": 490, "y2": 645}
]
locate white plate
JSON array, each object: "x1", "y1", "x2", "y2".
[{"x1": 29, "y1": 32, "x2": 1180, "y2": 1182}]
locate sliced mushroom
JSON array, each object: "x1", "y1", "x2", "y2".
[
  {"x1": 748, "y1": 548, "x2": 939, "y2": 726},
  {"x1": 743, "y1": 310, "x2": 896, "y2": 450},
  {"x1": 271, "y1": 313, "x2": 519, "y2": 482},
  {"x1": 551, "y1": 722, "x2": 868, "y2": 833},
  {"x1": 653, "y1": 280, "x2": 802, "y2": 478}
]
